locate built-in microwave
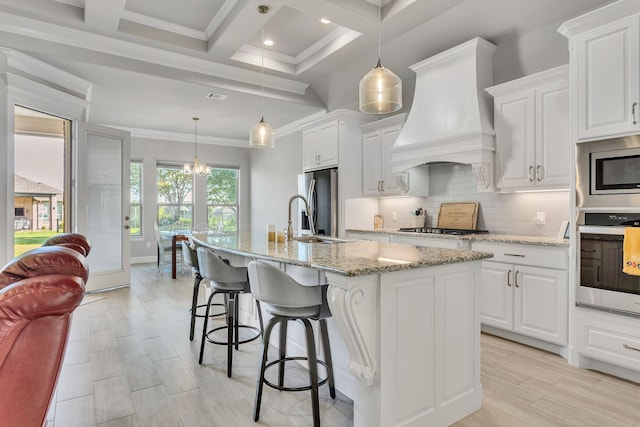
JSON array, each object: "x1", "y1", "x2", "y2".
[{"x1": 577, "y1": 135, "x2": 640, "y2": 208}]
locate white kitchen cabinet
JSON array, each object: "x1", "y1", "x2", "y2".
[
  {"x1": 361, "y1": 114, "x2": 407, "y2": 196},
  {"x1": 391, "y1": 235, "x2": 466, "y2": 250},
  {"x1": 559, "y1": 6, "x2": 640, "y2": 140},
  {"x1": 302, "y1": 119, "x2": 340, "y2": 171},
  {"x1": 576, "y1": 307, "x2": 640, "y2": 372},
  {"x1": 576, "y1": 16, "x2": 640, "y2": 140},
  {"x1": 472, "y1": 242, "x2": 568, "y2": 346},
  {"x1": 486, "y1": 66, "x2": 570, "y2": 191}
]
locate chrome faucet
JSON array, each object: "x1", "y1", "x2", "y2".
[{"x1": 287, "y1": 194, "x2": 315, "y2": 241}]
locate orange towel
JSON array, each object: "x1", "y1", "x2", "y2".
[{"x1": 623, "y1": 228, "x2": 640, "y2": 276}]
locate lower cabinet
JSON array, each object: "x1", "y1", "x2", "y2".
[
  {"x1": 577, "y1": 307, "x2": 640, "y2": 372},
  {"x1": 473, "y1": 242, "x2": 568, "y2": 346}
]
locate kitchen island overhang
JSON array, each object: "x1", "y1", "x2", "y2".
[{"x1": 191, "y1": 233, "x2": 493, "y2": 427}]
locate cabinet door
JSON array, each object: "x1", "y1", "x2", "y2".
[
  {"x1": 302, "y1": 120, "x2": 340, "y2": 171},
  {"x1": 362, "y1": 131, "x2": 382, "y2": 195},
  {"x1": 494, "y1": 92, "x2": 536, "y2": 189},
  {"x1": 478, "y1": 261, "x2": 513, "y2": 330},
  {"x1": 380, "y1": 125, "x2": 402, "y2": 193},
  {"x1": 513, "y1": 265, "x2": 567, "y2": 345},
  {"x1": 535, "y1": 81, "x2": 570, "y2": 188},
  {"x1": 576, "y1": 16, "x2": 640, "y2": 140}
]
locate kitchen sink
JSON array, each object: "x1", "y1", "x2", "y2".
[{"x1": 292, "y1": 236, "x2": 354, "y2": 244}]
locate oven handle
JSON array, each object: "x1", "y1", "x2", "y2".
[{"x1": 578, "y1": 225, "x2": 625, "y2": 235}]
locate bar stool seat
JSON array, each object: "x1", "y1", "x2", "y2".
[
  {"x1": 247, "y1": 260, "x2": 335, "y2": 427},
  {"x1": 182, "y1": 240, "x2": 225, "y2": 341},
  {"x1": 197, "y1": 247, "x2": 263, "y2": 377}
]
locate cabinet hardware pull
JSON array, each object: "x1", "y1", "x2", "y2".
[
  {"x1": 596, "y1": 265, "x2": 600, "y2": 284},
  {"x1": 514, "y1": 270, "x2": 520, "y2": 288},
  {"x1": 123, "y1": 225, "x2": 130, "y2": 229},
  {"x1": 581, "y1": 248, "x2": 596, "y2": 253},
  {"x1": 507, "y1": 270, "x2": 512, "y2": 287},
  {"x1": 377, "y1": 181, "x2": 381, "y2": 192},
  {"x1": 536, "y1": 165, "x2": 543, "y2": 182},
  {"x1": 380, "y1": 180, "x2": 384, "y2": 192},
  {"x1": 623, "y1": 343, "x2": 640, "y2": 352},
  {"x1": 633, "y1": 102, "x2": 639, "y2": 125},
  {"x1": 528, "y1": 166, "x2": 534, "y2": 182},
  {"x1": 504, "y1": 253, "x2": 525, "y2": 257}
]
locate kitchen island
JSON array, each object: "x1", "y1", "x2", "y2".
[{"x1": 191, "y1": 232, "x2": 493, "y2": 427}]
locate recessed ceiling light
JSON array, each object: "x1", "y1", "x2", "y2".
[
  {"x1": 206, "y1": 93, "x2": 227, "y2": 101},
  {"x1": 263, "y1": 39, "x2": 274, "y2": 46},
  {"x1": 320, "y1": 18, "x2": 331, "y2": 24}
]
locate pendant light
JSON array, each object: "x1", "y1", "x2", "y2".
[
  {"x1": 358, "y1": 1, "x2": 402, "y2": 114},
  {"x1": 184, "y1": 117, "x2": 211, "y2": 176},
  {"x1": 249, "y1": 5, "x2": 275, "y2": 148}
]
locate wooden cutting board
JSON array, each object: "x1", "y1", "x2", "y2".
[{"x1": 437, "y1": 202, "x2": 478, "y2": 230}]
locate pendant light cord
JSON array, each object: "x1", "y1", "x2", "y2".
[
  {"x1": 378, "y1": 1, "x2": 381, "y2": 60},
  {"x1": 260, "y1": 24, "x2": 265, "y2": 119},
  {"x1": 193, "y1": 117, "x2": 199, "y2": 155}
]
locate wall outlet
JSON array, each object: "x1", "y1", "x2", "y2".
[
  {"x1": 146, "y1": 241, "x2": 151, "y2": 248},
  {"x1": 536, "y1": 212, "x2": 546, "y2": 225},
  {"x1": 392, "y1": 211, "x2": 398, "y2": 221}
]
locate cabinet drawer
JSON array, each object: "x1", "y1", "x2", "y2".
[
  {"x1": 577, "y1": 312, "x2": 640, "y2": 371},
  {"x1": 471, "y1": 242, "x2": 567, "y2": 270}
]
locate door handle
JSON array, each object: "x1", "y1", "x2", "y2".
[
  {"x1": 528, "y1": 166, "x2": 534, "y2": 182},
  {"x1": 507, "y1": 270, "x2": 512, "y2": 287},
  {"x1": 633, "y1": 102, "x2": 638, "y2": 125},
  {"x1": 514, "y1": 270, "x2": 520, "y2": 288},
  {"x1": 125, "y1": 215, "x2": 130, "y2": 220},
  {"x1": 124, "y1": 225, "x2": 130, "y2": 229}
]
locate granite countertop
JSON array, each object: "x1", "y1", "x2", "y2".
[
  {"x1": 191, "y1": 232, "x2": 493, "y2": 277},
  {"x1": 346, "y1": 228, "x2": 569, "y2": 247}
]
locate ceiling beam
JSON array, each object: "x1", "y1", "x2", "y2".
[{"x1": 84, "y1": 0, "x2": 126, "y2": 33}]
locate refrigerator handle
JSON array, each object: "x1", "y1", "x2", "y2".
[
  {"x1": 330, "y1": 169, "x2": 337, "y2": 237},
  {"x1": 307, "y1": 178, "x2": 316, "y2": 216}
]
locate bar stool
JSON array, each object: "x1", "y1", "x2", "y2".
[
  {"x1": 197, "y1": 247, "x2": 263, "y2": 377},
  {"x1": 182, "y1": 240, "x2": 225, "y2": 341},
  {"x1": 247, "y1": 260, "x2": 335, "y2": 427}
]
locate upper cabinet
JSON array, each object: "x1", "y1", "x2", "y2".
[
  {"x1": 302, "y1": 120, "x2": 340, "y2": 171},
  {"x1": 486, "y1": 66, "x2": 570, "y2": 191},
  {"x1": 361, "y1": 114, "x2": 407, "y2": 196},
  {"x1": 559, "y1": 4, "x2": 640, "y2": 141}
]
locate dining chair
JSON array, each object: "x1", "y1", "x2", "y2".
[{"x1": 153, "y1": 222, "x2": 182, "y2": 275}]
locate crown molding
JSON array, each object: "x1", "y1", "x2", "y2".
[{"x1": 116, "y1": 126, "x2": 249, "y2": 148}]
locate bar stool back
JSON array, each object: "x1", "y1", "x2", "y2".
[
  {"x1": 197, "y1": 247, "x2": 263, "y2": 377},
  {"x1": 247, "y1": 260, "x2": 335, "y2": 427}
]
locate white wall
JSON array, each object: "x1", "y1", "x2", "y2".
[
  {"x1": 130, "y1": 137, "x2": 250, "y2": 260},
  {"x1": 249, "y1": 131, "x2": 303, "y2": 235},
  {"x1": 377, "y1": 163, "x2": 571, "y2": 236}
]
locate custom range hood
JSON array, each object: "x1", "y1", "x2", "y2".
[{"x1": 391, "y1": 38, "x2": 497, "y2": 192}]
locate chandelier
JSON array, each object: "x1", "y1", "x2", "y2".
[{"x1": 184, "y1": 117, "x2": 211, "y2": 176}]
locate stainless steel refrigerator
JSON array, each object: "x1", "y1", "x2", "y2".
[{"x1": 298, "y1": 168, "x2": 338, "y2": 237}]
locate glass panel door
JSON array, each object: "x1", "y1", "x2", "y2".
[{"x1": 76, "y1": 122, "x2": 130, "y2": 291}]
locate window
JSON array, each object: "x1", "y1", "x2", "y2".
[
  {"x1": 207, "y1": 167, "x2": 239, "y2": 232},
  {"x1": 130, "y1": 160, "x2": 142, "y2": 236},
  {"x1": 157, "y1": 163, "x2": 193, "y2": 231}
]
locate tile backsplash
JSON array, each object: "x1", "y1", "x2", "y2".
[{"x1": 376, "y1": 163, "x2": 571, "y2": 237}]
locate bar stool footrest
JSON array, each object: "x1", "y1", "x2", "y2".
[
  {"x1": 191, "y1": 303, "x2": 226, "y2": 318},
  {"x1": 205, "y1": 324, "x2": 262, "y2": 346},
  {"x1": 263, "y1": 357, "x2": 331, "y2": 392}
]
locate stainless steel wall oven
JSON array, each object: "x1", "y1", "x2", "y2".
[{"x1": 577, "y1": 212, "x2": 640, "y2": 316}]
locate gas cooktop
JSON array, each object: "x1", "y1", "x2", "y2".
[{"x1": 398, "y1": 227, "x2": 489, "y2": 235}]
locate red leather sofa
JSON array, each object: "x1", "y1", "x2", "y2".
[{"x1": 0, "y1": 235, "x2": 90, "y2": 427}]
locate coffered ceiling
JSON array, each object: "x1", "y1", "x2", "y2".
[{"x1": 0, "y1": 0, "x2": 614, "y2": 146}]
